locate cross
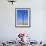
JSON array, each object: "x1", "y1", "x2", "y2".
[{"x1": 8, "y1": 0, "x2": 16, "y2": 4}]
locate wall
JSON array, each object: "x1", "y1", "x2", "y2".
[{"x1": 0, "y1": 0, "x2": 46, "y2": 42}]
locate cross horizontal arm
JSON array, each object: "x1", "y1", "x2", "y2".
[{"x1": 8, "y1": 0, "x2": 16, "y2": 4}]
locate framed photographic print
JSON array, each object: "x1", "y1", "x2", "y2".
[{"x1": 15, "y1": 8, "x2": 31, "y2": 27}]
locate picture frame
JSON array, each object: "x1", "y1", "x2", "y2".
[{"x1": 15, "y1": 8, "x2": 31, "y2": 28}]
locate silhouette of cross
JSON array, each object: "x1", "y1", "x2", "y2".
[{"x1": 8, "y1": 0, "x2": 16, "y2": 4}]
